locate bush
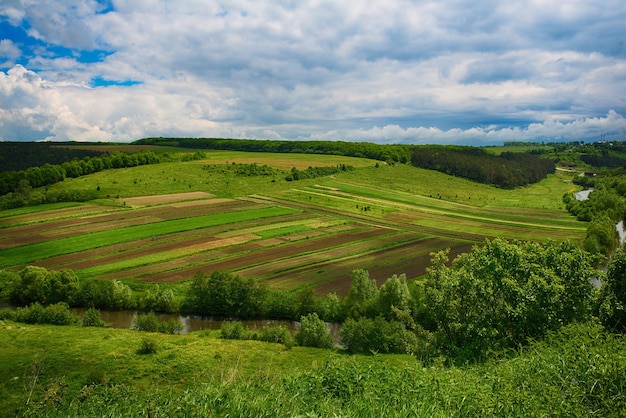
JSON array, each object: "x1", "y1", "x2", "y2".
[
  {"x1": 82, "y1": 308, "x2": 106, "y2": 327},
  {"x1": 133, "y1": 312, "x2": 160, "y2": 332},
  {"x1": 296, "y1": 313, "x2": 334, "y2": 349},
  {"x1": 133, "y1": 312, "x2": 182, "y2": 334},
  {"x1": 259, "y1": 325, "x2": 294, "y2": 349},
  {"x1": 340, "y1": 316, "x2": 419, "y2": 354},
  {"x1": 220, "y1": 321, "x2": 248, "y2": 340},
  {"x1": 137, "y1": 337, "x2": 158, "y2": 355},
  {"x1": 13, "y1": 302, "x2": 78, "y2": 325}
]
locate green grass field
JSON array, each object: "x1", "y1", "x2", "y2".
[
  {"x1": 0, "y1": 321, "x2": 623, "y2": 416},
  {"x1": 0, "y1": 150, "x2": 586, "y2": 292}
]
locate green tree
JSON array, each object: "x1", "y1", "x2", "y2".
[
  {"x1": 181, "y1": 271, "x2": 265, "y2": 318},
  {"x1": 599, "y1": 247, "x2": 626, "y2": 332},
  {"x1": 295, "y1": 313, "x2": 334, "y2": 349},
  {"x1": 423, "y1": 239, "x2": 597, "y2": 361},
  {"x1": 346, "y1": 269, "x2": 378, "y2": 318},
  {"x1": 376, "y1": 273, "x2": 412, "y2": 321},
  {"x1": 44, "y1": 269, "x2": 81, "y2": 305},
  {"x1": 10, "y1": 266, "x2": 48, "y2": 305}
]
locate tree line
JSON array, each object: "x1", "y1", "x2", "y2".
[
  {"x1": 0, "y1": 141, "x2": 106, "y2": 172},
  {"x1": 0, "y1": 150, "x2": 209, "y2": 209},
  {"x1": 4, "y1": 234, "x2": 621, "y2": 363},
  {"x1": 410, "y1": 146, "x2": 555, "y2": 188},
  {"x1": 134, "y1": 137, "x2": 412, "y2": 164}
]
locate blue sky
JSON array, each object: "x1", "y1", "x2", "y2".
[{"x1": 1, "y1": 0, "x2": 625, "y2": 144}]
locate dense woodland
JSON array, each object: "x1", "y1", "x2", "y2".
[
  {"x1": 410, "y1": 146, "x2": 555, "y2": 188},
  {"x1": 0, "y1": 141, "x2": 105, "y2": 172}
]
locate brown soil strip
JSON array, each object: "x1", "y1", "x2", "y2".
[
  {"x1": 127, "y1": 227, "x2": 398, "y2": 283},
  {"x1": 119, "y1": 192, "x2": 214, "y2": 206}
]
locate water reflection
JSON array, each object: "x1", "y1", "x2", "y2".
[{"x1": 72, "y1": 308, "x2": 342, "y2": 340}]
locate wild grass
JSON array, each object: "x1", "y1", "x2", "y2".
[{"x1": 1, "y1": 321, "x2": 623, "y2": 417}]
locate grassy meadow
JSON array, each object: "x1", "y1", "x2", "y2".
[
  {"x1": 1, "y1": 320, "x2": 624, "y2": 416},
  {"x1": 0, "y1": 149, "x2": 586, "y2": 293}
]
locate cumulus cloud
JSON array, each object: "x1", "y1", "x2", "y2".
[{"x1": 0, "y1": 0, "x2": 625, "y2": 143}]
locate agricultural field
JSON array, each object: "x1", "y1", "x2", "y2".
[{"x1": 0, "y1": 150, "x2": 587, "y2": 294}]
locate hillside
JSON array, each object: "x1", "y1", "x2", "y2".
[
  {"x1": 0, "y1": 320, "x2": 623, "y2": 416},
  {"x1": 0, "y1": 149, "x2": 585, "y2": 294}
]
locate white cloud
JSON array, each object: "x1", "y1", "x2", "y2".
[{"x1": 1, "y1": 0, "x2": 626, "y2": 143}]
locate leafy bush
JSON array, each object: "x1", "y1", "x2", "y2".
[
  {"x1": 220, "y1": 321, "x2": 248, "y2": 340},
  {"x1": 181, "y1": 271, "x2": 266, "y2": 318},
  {"x1": 295, "y1": 313, "x2": 334, "y2": 349},
  {"x1": 12, "y1": 302, "x2": 78, "y2": 325},
  {"x1": 81, "y1": 308, "x2": 106, "y2": 327},
  {"x1": 137, "y1": 337, "x2": 158, "y2": 355},
  {"x1": 80, "y1": 279, "x2": 134, "y2": 310},
  {"x1": 258, "y1": 325, "x2": 294, "y2": 349},
  {"x1": 133, "y1": 312, "x2": 183, "y2": 334},
  {"x1": 599, "y1": 247, "x2": 626, "y2": 332},
  {"x1": 340, "y1": 316, "x2": 419, "y2": 354},
  {"x1": 138, "y1": 285, "x2": 179, "y2": 313},
  {"x1": 423, "y1": 238, "x2": 598, "y2": 362}
]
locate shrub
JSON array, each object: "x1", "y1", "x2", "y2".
[
  {"x1": 220, "y1": 321, "x2": 247, "y2": 340},
  {"x1": 44, "y1": 302, "x2": 79, "y2": 325},
  {"x1": 259, "y1": 325, "x2": 294, "y2": 349},
  {"x1": 133, "y1": 312, "x2": 183, "y2": 334},
  {"x1": 158, "y1": 318, "x2": 183, "y2": 334},
  {"x1": 133, "y1": 312, "x2": 160, "y2": 332},
  {"x1": 13, "y1": 302, "x2": 78, "y2": 325},
  {"x1": 137, "y1": 337, "x2": 158, "y2": 355},
  {"x1": 340, "y1": 316, "x2": 419, "y2": 354},
  {"x1": 296, "y1": 313, "x2": 334, "y2": 349},
  {"x1": 82, "y1": 308, "x2": 106, "y2": 327}
]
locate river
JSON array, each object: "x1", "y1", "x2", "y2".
[{"x1": 0, "y1": 303, "x2": 342, "y2": 340}]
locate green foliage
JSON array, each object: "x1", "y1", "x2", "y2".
[
  {"x1": 317, "y1": 292, "x2": 344, "y2": 322},
  {"x1": 411, "y1": 146, "x2": 555, "y2": 188},
  {"x1": 583, "y1": 214, "x2": 617, "y2": 255},
  {"x1": 9, "y1": 265, "x2": 48, "y2": 305},
  {"x1": 0, "y1": 150, "x2": 163, "y2": 206},
  {"x1": 285, "y1": 164, "x2": 354, "y2": 181},
  {"x1": 181, "y1": 271, "x2": 266, "y2": 318},
  {"x1": 220, "y1": 321, "x2": 294, "y2": 348},
  {"x1": 599, "y1": 247, "x2": 626, "y2": 332},
  {"x1": 1, "y1": 319, "x2": 625, "y2": 416},
  {"x1": 295, "y1": 313, "x2": 334, "y2": 349},
  {"x1": 10, "y1": 302, "x2": 78, "y2": 325},
  {"x1": 135, "y1": 137, "x2": 412, "y2": 164},
  {"x1": 80, "y1": 279, "x2": 134, "y2": 310},
  {"x1": 81, "y1": 308, "x2": 106, "y2": 327},
  {"x1": 138, "y1": 284, "x2": 179, "y2": 313},
  {"x1": 220, "y1": 321, "x2": 248, "y2": 340},
  {"x1": 423, "y1": 238, "x2": 598, "y2": 362},
  {"x1": 258, "y1": 325, "x2": 294, "y2": 349},
  {"x1": 136, "y1": 337, "x2": 158, "y2": 355},
  {"x1": 376, "y1": 273, "x2": 411, "y2": 320},
  {"x1": 340, "y1": 317, "x2": 419, "y2": 354},
  {"x1": 263, "y1": 290, "x2": 298, "y2": 320},
  {"x1": 345, "y1": 269, "x2": 379, "y2": 317},
  {"x1": 8, "y1": 266, "x2": 81, "y2": 307},
  {"x1": 133, "y1": 312, "x2": 183, "y2": 334}
]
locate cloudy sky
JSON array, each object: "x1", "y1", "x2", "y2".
[{"x1": 1, "y1": 0, "x2": 625, "y2": 145}]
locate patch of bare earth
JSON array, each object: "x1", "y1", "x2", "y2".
[
  {"x1": 130, "y1": 226, "x2": 394, "y2": 283},
  {"x1": 119, "y1": 192, "x2": 214, "y2": 207}
]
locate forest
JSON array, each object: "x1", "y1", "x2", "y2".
[
  {"x1": 0, "y1": 141, "x2": 106, "y2": 172},
  {"x1": 409, "y1": 146, "x2": 555, "y2": 188}
]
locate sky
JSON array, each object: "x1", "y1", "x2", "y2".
[{"x1": 1, "y1": 1, "x2": 625, "y2": 145}]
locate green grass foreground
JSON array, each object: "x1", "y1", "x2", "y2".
[{"x1": 1, "y1": 320, "x2": 624, "y2": 417}]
